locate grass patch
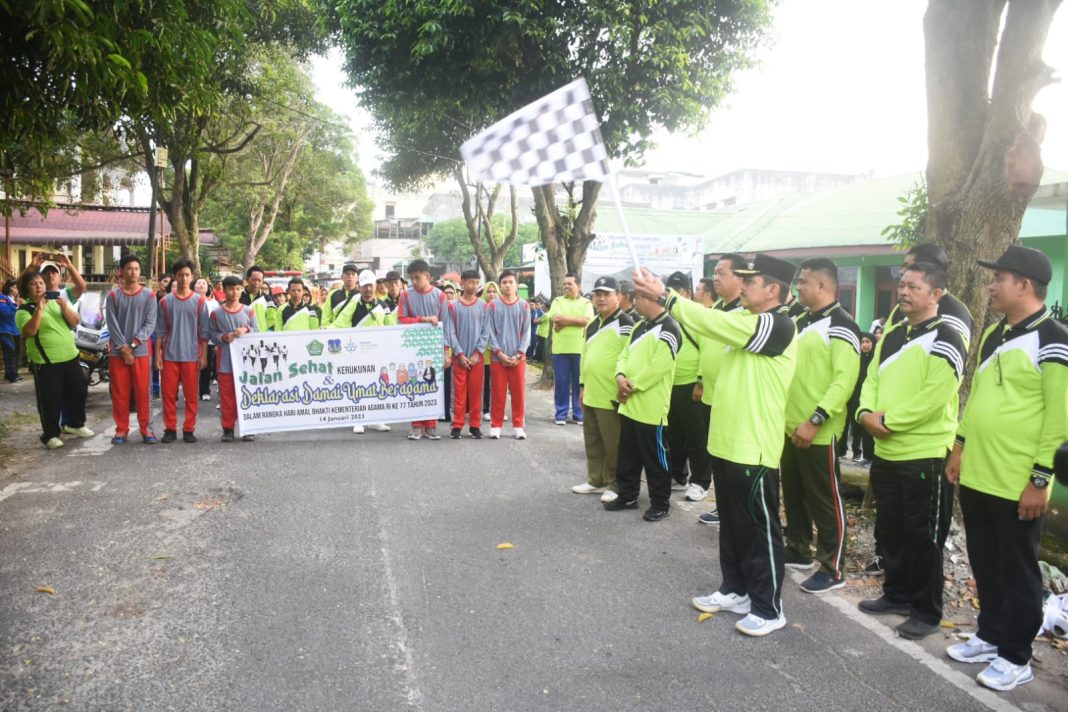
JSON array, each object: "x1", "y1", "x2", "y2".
[{"x1": 0, "y1": 411, "x2": 37, "y2": 470}]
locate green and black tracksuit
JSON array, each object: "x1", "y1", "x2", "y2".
[
  {"x1": 321, "y1": 287, "x2": 360, "y2": 328},
  {"x1": 580, "y1": 308, "x2": 634, "y2": 492},
  {"x1": 240, "y1": 290, "x2": 276, "y2": 332},
  {"x1": 614, "y1": 311, "x2": 680, "y2": 512},
  {"x1": 667, "y1": 300, "x2": 708, "y2": 488},
  {"x1": 956, "y1": 308, "x2": 1068, "y2": 665},
  {"x1": 668, "y1": 293, "x2": 796, "y2": 621},
  {"x1": 274, "y1": 303, "x2": 322, "y2": 332},
  {"x1": 857, "y1": 315, "x2": 965, "y2": 624},
  {"x1": 781, "y1": 301, "x2": 861, "y2": 579}
]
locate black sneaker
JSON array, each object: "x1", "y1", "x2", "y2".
[
  {"x1": 643, "y1": 507, "x2": 670, "y2": 522},
  {"x1": 895, "y1": 617, "x2": 938, "y2": 640},
  {"x1": 161, "y1": 429, "x2": 177, "y2": 443},
  {"x1": 469, "y1": 427, "x2": 483, "y2": 439},
  {"x1": 858, "y1": 596, "x2": 910, "y2": 616},
  {"x1": 785, "y1": 550, "x2": 816, "y2": 570},
  {"x1": 183, "y1": 431, "x2": 197, "y2": 443},
  {"x1": 450, "y1": 428, "x2": 462, "y2": 439},
  {"x1": 697, "y1": 509, "x2": 720, "y2": 526},
  {"x1": 603, "y1": 497, "x2": 639, "y2": 511},
  {"x1": 221, "y1": 429, "x2": 235, "y2": 443},
  {"x1": 864, "y1": 556, "x2": 884, "y2": 576}
]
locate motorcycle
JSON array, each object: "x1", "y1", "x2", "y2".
[{"x1": 74, "y1": 291, "x2": 110, "y2": 386}]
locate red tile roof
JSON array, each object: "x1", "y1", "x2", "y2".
[{"x1": 6, "y1": 204, "x2": 217, "y2": 246}]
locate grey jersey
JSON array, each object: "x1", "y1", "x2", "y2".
[
  {"x1": 209, "y1": 304, "x2": 259, "y2": 374},
  {"x1": 105, "y1": 286, "x2": 157, "y2": 357},
  {"x1": 155, "y1": 292, "x2": 210, "y2": 362}
]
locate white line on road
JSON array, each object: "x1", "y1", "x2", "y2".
[{"x1": 790, "y1": 570, "x2": 1021, "y2": 712}]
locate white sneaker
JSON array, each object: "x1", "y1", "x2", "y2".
[
  {"x1": 369, "y1": 423, "x2": 391, "y2": 432},
  {"x1": 600, "y1": 490, "x2": 619, "y2": 504},
  {"x1": 947, "y1": 635, "x2": 998, "y2": 664},
  {"x1": 352, "y1": 424, "x2": 365, "y2": 434},
  {"x1": 670, "y1": 480, "x2": 688, "y2": 491},
  {"x1": 489, "y1": 427, "x2": 501, "y2": 439},
  {"x1": 45, "y1": 437, "x2": 65, "y2": 450},
  {"x1": 200, "y1": 394, "x2": 211, "y2": 401},
  {"x1": 572, "y1": 483, "x2": 605, "y2": 494},
  {"x1": 685, "y1": 483, "x2": 707, "y2": 501},
  {"x1": 424, "y1": 428, "x2": 442, "y2": 441},
  {"x1": 976, "y1": 657, "x2": 1034, "y2": 691},
  {"x1": 736, "y1": 613, "x2": 787, "y2": 637},
  {"x1": 407, "y1": 428, "x2": 424, "y2": 440},
  {"x1": 554, "y1": 420, "x2": 566, "y2": 426},
  {"x1": 514, "y1": 428, "x2": 526, "y2": 440},
  {"x1": 692, "y1": 591, "x2": 751, "y2": 615},
  {"x1": 63, "y1": 425, "x2": 94, "y2": 438},
  {"x1": 484, "y1": 412, "x2": 491, "y2": 421}
]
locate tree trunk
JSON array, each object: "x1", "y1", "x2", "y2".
[
  {"x1": 455, "y1": 168, "x2": 522, "y2": 283},
  {"x1": 533, "y1": 181, "x2": 602, "y2": 296},
  {"x1": 924, "y1": 0, "x2": 1060, "y2": 397}
]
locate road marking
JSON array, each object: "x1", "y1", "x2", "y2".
[
  {"x1": 68, "y1": 406, "x2": 162, "y2": 457},
  {"x1": 791, "y1": 570, "x2": 1021, "y2": 712},
  {"x1": 0, "y1": 480, "x2": 107, "y2": 503},
  {"x1": 368, "y1": 479, "x2": 424, "y2": 710}
]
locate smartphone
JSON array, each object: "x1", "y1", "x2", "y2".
[{"x1": 45, "y1": 291, "x2": 62, "y2": 300}]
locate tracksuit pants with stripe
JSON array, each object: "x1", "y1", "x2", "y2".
[
  {"x1": 110, "y1": 355, "x2": 153, "y2": 437},
  {"x1": 668, "y1": 383, "x2": 711, "y2": 489},
  {"x1": 780, "y1": 437, "x2": 847, "y2": 579},
  {"x1": 162, "y1": 360, "x2": 200, "y2": 433},
  {"x1": 615, "y1": 415, "x2": 671, "y2": 510},
  {"x1": 711, "y1": 456, "x2": 785, "y2": 621},
  {"x1": 870, "y1": 455, "x2": 953, "y2": 625},
  {"x1": 960, "y1": 485, "x2": 1044, "y2": 666},
  {"x1": 490, "y1": 360, "x2": 525, "y2": 428},
  {"x1": 451, "y1": 362, "x2": 484, "y2": 430}
]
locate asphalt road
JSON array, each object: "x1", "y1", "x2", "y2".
[{"x1": 0, "y1": 382, "x2": 1063, "y2": 711}]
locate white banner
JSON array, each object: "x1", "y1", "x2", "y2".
[{"x1": 229, "y1": 325, "x2": 446, "y2": 435}]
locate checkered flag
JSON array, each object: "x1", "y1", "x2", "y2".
[{"x1": 459, "y1": 78, "x2": 610, "y2": 186}]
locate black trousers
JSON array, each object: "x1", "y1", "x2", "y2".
[
  {"x1": 668, "y1": 383, "x2": 711, "y2": 489},
  {"x1": 711, "y1": 456, "x2": 785, "y2": 620},
  {"x1": 960, "y1": 485, "x2": 1044, "y2": 665},
  {"x1": 199, "y1": 345, "x2": 215, "y2": 397},
  {"x1": 870, "y1": 455, "x2": 953, "y2": 624},
  {"x1": 482, "y1": 363, "x2": 492, "y2": 414},
  {"x1": 1, "y1": 334, "x2": 19, "y2": 381},
  {"x1": 615, "y1": 415, "x2": 671, "y2": 510},
  {"x1": 31, "y1": 357, "x2": 87, "y2": 443},
  {"x1": 442, "y1": 365, "x2": 452, "y2": 420},
  {"x1": 781, "y1": 437, "x2": 847, "y2": 579}
]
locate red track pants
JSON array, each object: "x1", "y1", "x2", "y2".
[
  {"x1": 490, "y1": 359, "x2": 525, "y2": 428},
  {"x1": 217, "y1": 372, "x2": 238, "y2": 430},
  {"x1": 451, "y1": 362, "x2": 484, "y2": 429},
  {"x1": 162, "y1": 360, "x2": 200, "y2": 432},
  {"x1": 110, "y1": 355, "x2": 152, "y2": 437}
]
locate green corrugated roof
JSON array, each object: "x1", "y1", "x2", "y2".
[{"x1": 595, "y1": 171, "x2": 1068, "y2": 254}]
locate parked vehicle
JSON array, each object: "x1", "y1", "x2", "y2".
[{"x1": 74, "y1": 291, "x2": 109, "y2": 386}]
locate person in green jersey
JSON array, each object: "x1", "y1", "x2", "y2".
[
  {"x1": 663, "y1": 271, "x2": 710, "y2": 501},
  {"x1": 274, "y1": 278, "x2": 322, "y2": 331},
  {"x1": 240, "y1": 265, "x2": 275, "y2": 333},
  {"x1": 944, "y1": 246, "x2": 1067, "y2": 691},
  {"x1": 634, "y1": 254, "x2": 798, "y2": 638},
  {"x1": 780, "y1": 258, "x2": 861, "y2": 594},
  {"x1": 572, "y1": 277, "x2": 634, "y2": 504},
  {"x1": 694, "y1": 253, "x2": 747, "y2": 526},
  {"x1": 547, "y1": 273, "x2": 594, "y2": 425},
  {"x1": 16, "y1": 270, "x2": 93, "y2": 448},
  {"x1": 856, "y1": 261, "x2": 966, "y2": 641},
  {"x1": 321, "y1": 263, "x2": 360, "y2": 328},
  {"x1": 604, "y1": 284, "x2": 680, "y2": 522}
]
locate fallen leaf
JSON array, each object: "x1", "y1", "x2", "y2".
[
  {"x1": 35, "y1": 586, "x2": 55, "y2": 595},
  {"x1": 496, "y1": 543, "x2": 514, "y2": 550},
  {"x1": 1053, "y1": 639, "x2": 1068, "y2": 651},
  {"x1": 150, "y1": 555, "x2": 172, "y2": 560},
  {"x1": 939, "y1": 620, "x2": 956, "y2": 628},
  {"x1": 969, "y1": 597, "x2": 980, "y2": 610},
  {"x1": 697, "y1": 612, "x2": 715, "y2": 623}
]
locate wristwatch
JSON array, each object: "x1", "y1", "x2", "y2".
[
  {"x1": 808, "y1": 413, "x2": 825, "y2": 427},
  {"x1": 656, "y1": 291, "x2": 669, "y2": 307},
  {"x1": 1030, "y1": 474, "x2": 1051, "y2": 489}
]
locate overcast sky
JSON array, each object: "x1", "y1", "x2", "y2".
[{"x1": 310, "y1": 0, "x2": 1068, "y2": 183}]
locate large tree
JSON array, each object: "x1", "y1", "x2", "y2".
[
  {"x1": 335, "y1": 0, "x2": 775, "y2": 296},
  {"x1": 924, "y1": 0, "x2": 1061, "y2": 348}
]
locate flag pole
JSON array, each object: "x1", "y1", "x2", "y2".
[{"x1": 606, "y1": 172, "x2": 641, "y2": 272}]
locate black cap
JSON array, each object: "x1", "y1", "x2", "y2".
[
  {"x1": 385, "y1": 270, "x2": 402, "y2": 281},
  {"x1": 665, "y1": 271, "x2": 691, "y2": 291},
  {"x1": 977, "y1": 245, "x2": 1052, "y2": 286},
  {"x1": 342, "y1": 263, "x2": 358, "y2": 274},
  {"x1": 735, "y1": 254, "x2": 797, "y2": 285},
  {"x1": 617, "y1": 279, "x2": 635, "y2": 296},
  {"x1": 592, "y1": 276, "x2": 618, "y2": 292}
]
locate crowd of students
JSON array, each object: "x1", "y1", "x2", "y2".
[{"x1": 10, "y1": 241, "x2": 1063, "y2": 694}]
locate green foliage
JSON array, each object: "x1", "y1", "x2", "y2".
[
  {"x1": 333, "y1": 0, "x2": 776, "y2": 189},
  {"x1": 423, "y1": 218, "x2": 538, "y2": 267},
  {"x1": 881, "y1": 179, "x2": 929, "y2": 249}
]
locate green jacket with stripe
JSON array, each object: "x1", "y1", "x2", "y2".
[
  {"x1": 580, "y1": 308, "x2": 634, "y2": 410},
  {"x1": 957, "y1": 308, "x2": 1068, "y2": 500},
  {"x1": 331, "y1": 297, "x2": 392, "y2": 329},
  {"x1": 697, "y1": 296, "x2": 744, "y2": 406},
  {"x1": 274, "y1": 303, "x2": 322, "y2": 332},
  {"x1": 858, "y1": 315, "x2": 965, "y2": 461},
  {"x1": 785, "y1": 301, "x2": 861, "y2": 444},
  {"x1": 615, "y1": 311, "x2": 679, "y2": 425},
  {"x1": 668, "y1": 294, "x2": 797, "y2": 468},
  {"x1": 321, "y1": 287, "x2": 360, "y2": 328}
]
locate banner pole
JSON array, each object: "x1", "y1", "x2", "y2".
[{"x1": 606, "y1": 173, "x2": 640, "y2": 272}]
